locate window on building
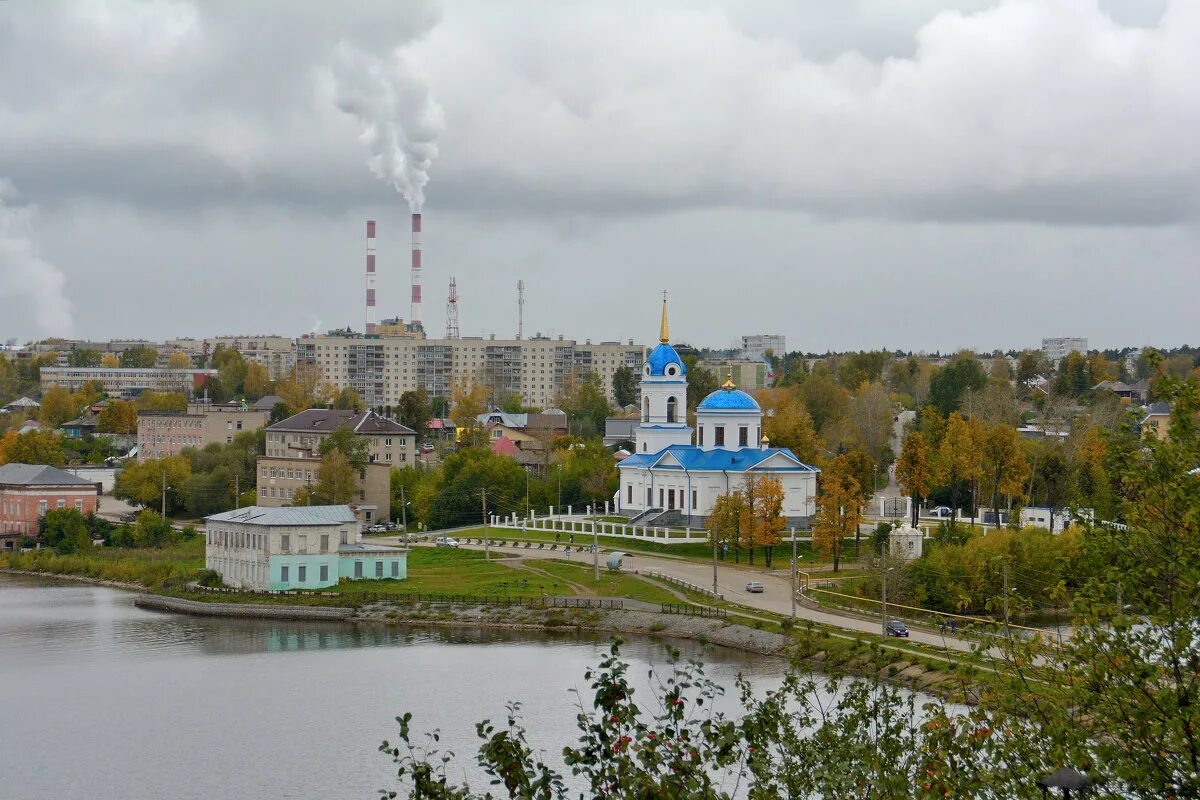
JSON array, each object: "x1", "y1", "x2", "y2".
[
  {"x1": 698, "y1": 426, "x2": 704, "y2": 446},
  {"x1": 642, "y1": 397, "x2": 650, "y2": 422},
  {"x1": 280, "y1": 565, "x2": 289, "y2": 583},
  {"x1": 714, "y1": 426, "x2": 725, "y2": 447},
  {"x1": 38, "y1": 500, "x2": 47, "y2": 516},
  {"x1": 56, "y1": 499, "x2": 66, "y2": 509},
  {"x1": 739, "y1": 426, "x2": 748, "y2": 447},
  {"x1": 666, "y1": 396, "x2": 678, "y2": 423},
  {"x1": 319, "y1": 564, "x2": 328, "y2": 583},
  {"x1": 375, "y1": 561, "x2": 384, "y2": 578},
  {"x1": 75, "y1": 499, "x2": 83, "y2": 511},
  {"x1": 298, "y1": 565, "x2": 307, "y2": 582},
  {"x1": 627, "y1": 484, "x2": 632, "y2": 503},
  {"x1": 692, "y1": 489, "x2": 697, "y2": 509},
  {"x1": 658, "y1": 488, "x2": 663, "y2": 507},
  {"x1": 260, "y1": 487, "x2": 267, "y2": 497},
  {"x1": 280, "y1": 534, "x2": 290, "y2": 552},
  {"x1": 320, "y1": 534, "x2": 329, "y2": 552},
  {"x1": 354, "y1": 561, "x2": 363, "y2": 578}
]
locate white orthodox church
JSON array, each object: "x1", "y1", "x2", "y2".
[{"x1": 616, "y1": 297, "x2": 820, "y2": 528}]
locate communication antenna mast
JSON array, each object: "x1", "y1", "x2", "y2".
[
  {"x1": 445, "y1": 277, "x2": 460, "y2": 340},
  {"x1": 517, "y1": 280, "x2": 525, "y2": 340}
]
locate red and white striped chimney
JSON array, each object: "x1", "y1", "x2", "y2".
[
  {"x1": 365, "y1": 219, "x2": 377, "y2": 336},
  {"x1": 411, "y1": 212, "x2": 423, "y2": 331}
]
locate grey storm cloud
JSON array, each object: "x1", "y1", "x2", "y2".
[{"x1": 0, "y1": 0, "x2": 1196, "y2": 346}]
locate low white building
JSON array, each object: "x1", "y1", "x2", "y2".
[
  {"x1": 617, "y1": 299, "x2": 818, "y2": 528},
  {"x1": 888, "y1": 522, "x2": 924, "y2": 561},
  {"x1": 204, "y1": 505, "x2": 407, "y2": 591}
]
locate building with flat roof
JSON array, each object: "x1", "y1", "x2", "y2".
[
  {"x1": 137, "y1": 403, "x2": 271, "y2": 462},
  {"x1": 1041, "y1": 337, "x2": 1088, "y2": 365},
  {"x1": 740, "y1": 335, "x2": 785, "y2": 361},
  {"x1": 204, "y1": 505, "x2": 408, "y2": 591},
  {"x1": 697, "y1": 358, "x2": 769, "y2": 392},
  {"x1": 295, "y1": 333, "x2": 644, "y2": 410},
  {"x1": 164, "y1": 335, "x2": 297, "y2": 379},
  {"x1": 40, "y1": 367, "x2": 215, "y2": 398},
  {"x1": 0, "y1": 464, "x2": 100, "y2": 549}
]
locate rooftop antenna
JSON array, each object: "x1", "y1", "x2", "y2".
[{"x1": 517, "y1": 279, "x2": 525, "y2": 341}]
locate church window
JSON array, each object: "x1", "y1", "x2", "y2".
[
  {"x1": 643, "y1": 397, "x2": 650, "y2": 423},
  {"x1": 739, "y1": 426, "x2": 748, "y2": 447},
  {"x1": 647, "y1": 487, "x2": 653, "y2": 506},
  {"x1": 658, "y1": 488, "x2": 663, "y2": 508},
  {"x1": 714, "y1": 426, "x2": 725, "y2": 447},
  {"x1": 692, "y1": 489, "x2": 697, "y2": 509},
  {"x1": 697, "y1": 426, "x2": 703, "y2": 446},
  {"x1": 666, "y1": 396, "x2": 678, "y2": 424},
  {"x1": 627, "y1": 485, "x2": 632, "y2": 503}
]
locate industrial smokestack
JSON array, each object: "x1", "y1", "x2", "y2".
[
  {"x1": 365, "y1": 219, "x2": 377, "y2": 336},
  {"x1": 411, "y1": 212, "x2": 422, "y2": 330}
]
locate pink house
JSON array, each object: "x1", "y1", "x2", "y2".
[{"x1": 0, "y1": 464, "x2": 100, "y2": 549}]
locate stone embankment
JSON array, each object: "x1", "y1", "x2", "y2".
[{"x1": 134, "y1": 594, "x2": 355, "y2": 621}]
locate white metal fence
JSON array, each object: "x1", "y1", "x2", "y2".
[{"x1": 488, "y1": 511, "x2": 709, "y2": 544}]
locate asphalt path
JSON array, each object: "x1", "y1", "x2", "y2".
[{"x1": 381, "y1": 536, "x2": 976, "y2": 653}]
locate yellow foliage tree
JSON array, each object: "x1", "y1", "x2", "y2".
[
  {"x1": 451, "y1": 376, "x2": 491, "y2": 448},
  {"x1": 96, "y1": 400, "x2": 139, "y2": 435},
  {"x1": 707, "y1": 491, "x2": 746, "y2": 563},
  {"x1": 980, "y1": 422, "x2": 1031, "y2": 524},
  {"x1": 812, "y1": 454, "x2": 863, "y2": 572},
  {"x1": 243, "y1": 362, "x2": 270, "y2": 399},
  {"x1": 39, "y1": 386, "x2": 85, "y2": 428},
  {"x1": 167, "y1": 351, "x2": 192, "y2": 369},
  {"x1": 754, "y1": 388, "x2": 821, "y2": 464},
  {"x1": 100, "y1": 353, "x2": 120, "y2": 368},
  {"x1": 937, "y1": 412, "x2": 984, "y2": 525},
  {"x1": 895, "y1": 430, "x2": 932, "y2": 526},
  {"x1": 745, "y1": 473, "x2": 786, "y2": 567}
]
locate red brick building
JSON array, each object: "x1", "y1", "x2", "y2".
[{"x1": 0, "y1": 464, "x2": 100, "y2": 550}]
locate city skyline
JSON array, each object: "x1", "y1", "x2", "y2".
[{"x1": 2, "y1": 1, "x2": 1196, "y2": 351}]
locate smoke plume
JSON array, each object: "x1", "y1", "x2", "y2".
[
  {"x1": 331, "y1": 42, "x2": 443, "y2": 211},
  {"x1": 0, "y1": 181, "x2": 74, "y2": 337}
]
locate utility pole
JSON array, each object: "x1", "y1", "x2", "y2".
[
  {"x1": 712, "y1": 529, "x2": 719, "y2": 600},
  {"x1": 400, "y1": 485, "x2": 407, "y2": 531},
  {"x1": 1002, "y1": 560, "x2": 1010, "y2": 637},
  {"x1": 481, "y1": 488, "x2": 490, "y2": 561},
  {"x1": 880, "y1": 552, "x2": 888, "y2": 637},
  {"x1": 525, "y1": 470, "x2": 530, "y2": 517},
  {"x1": 161, "y1": 471, "x2": 167, "y2": 517},
  {"x1": 234, "y1": 473, "x2": 240, "y2": 509},
  {"x1": 790, "y1": 530, "x2": 798, "y2": 620},
  {"x1": 593, "y1": 520, "x2": 599, "y2": 582}
]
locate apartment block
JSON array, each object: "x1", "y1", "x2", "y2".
[
  {"x1": 164, "y1": 335, "x2": 297, "y2": 379},
  {"x1": 295, "y1": 333, "x2": 644, "y2": 410},
  {"x1": 740, "y1": 334, "x2": 786, "y2": 361},
  {"x1": 255, "y1": 458, "x2": 391, "y2": 524},
  {"x1": 1041, "y1": 337, "x2": 1088, "y2": 365},
  {"x1": 137, "y1": 403, "x2": 272, "y2": 462},
  {"x1": 262, "y1": 409, "x2": 416, "y2": 466},
  {"x1": 40, "y1": 367, "x2": 216, "y2": 398}
]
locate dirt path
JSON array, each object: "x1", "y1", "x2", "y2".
[{"x1": 506, "y1": 558, "x2": 596, "y2": 597}]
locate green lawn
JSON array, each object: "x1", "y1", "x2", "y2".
[
  {"x1": 1, "y1": 538, "x2": 205, "y2": 588},
  {"x1": 528, "y1": 559, "x2": 680, "y2": 605}
]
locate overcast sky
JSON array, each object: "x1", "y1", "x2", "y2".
[{"x1": 1, "y1": 0, "x2": 1197, "y2": 353}]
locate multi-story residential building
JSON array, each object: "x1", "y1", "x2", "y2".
[
  {"x1": 137, "y1": 403, "x2": 272, "y2": 462},
  {"x1": 1041, "y1": 337, "x2": 1088, "y2": 365},
  {"x1": 40, "y1": 367, "x2": 216, "y2": 398},
  {"x1": 295, "y1": 333, "x2": 644, "y2": 410},
  {"x1": 204, "y1": 505, "x2": 408, "y2": 591},
  {"x1": 257, "y1": 409, "x2": 416, "y2": 523},
  {"x1": 740, "y1": 335, "x2": 786, "y2": 361},
  {"x1": 0, "y1": 464, "x2": 100, "y2": 549},
  {"x1": 697, "y1": 358, "x2": 770, "y2": 392},
  {"x1": 164, "y1": 335, "x2": 297, "y2": 379}
]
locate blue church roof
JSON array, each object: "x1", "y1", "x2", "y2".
[
  {"x1": 697, "y1": 386, "x2": 759, "y2": 411},
  {"x1": 619, "y1": 445, "x2": 819, "y2": 473},
  {"x1": 646, "y1": 342, "x2": 686, "y2": 376}
]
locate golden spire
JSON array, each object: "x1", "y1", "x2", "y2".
[
  {"x1": 721, "y1": 368, "x2": 735, "y2": 390},
  {"x1": 659, "y1": 290, "x2": 669, "y2": 343}
]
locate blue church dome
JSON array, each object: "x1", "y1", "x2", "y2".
[
  {"x1": 646, "y1": 342, "x2": 686, "y2": 376},
  {"x1": 697, "y1": 385, "x2": 759, "y2": 411}
]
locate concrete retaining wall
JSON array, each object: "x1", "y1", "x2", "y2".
[{"x1": 134, "y1": 594, "x2": 353, "y2": 621}]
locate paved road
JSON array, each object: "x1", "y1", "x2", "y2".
[{"x1": 383, "y1": 536, "x2": 975, "y2": 653}]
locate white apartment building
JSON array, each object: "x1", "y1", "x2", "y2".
[
  {"x1": 164, "y1": 335, "x2": 297, "y2": 379},
  {"x1": 740, "y1": 335, "x2": 786, "y2": 361},
  {"x1": 40, "y1": 367, "x2": 216, "y2": 398},
  {"x1": 1041, "y1": 337, "x2": 1088, "y2": 365},
  {"x1": 295, "y1": 334, "x2": 644, "y2": 409}
]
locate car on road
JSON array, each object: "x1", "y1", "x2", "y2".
[
  {"x1": 434, "y1": 536, "x2": 459, "y2": 548},
  {"x1": 928, "y1": 506, "x2": 953, "y2": 519},
  {"x1": 745, "y1": 581, "x2": 765, "y2": 593},
  {"x1": 420, "y1": 443, "x2": 435, "y2": 453},
  {"x1": 885, "y1": 620, "x2": 910, "y2": 637},
  {"x1": 365, "y1": 524, "x2": 388, "y2": 533}
]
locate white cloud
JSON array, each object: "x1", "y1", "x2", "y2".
[{"x1": 0, "y1": 182, "x2": 74, "y2": 337}]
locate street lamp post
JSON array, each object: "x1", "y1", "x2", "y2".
[{"x1": 790, "y1": 533, "x2": 801, "y2": 620}]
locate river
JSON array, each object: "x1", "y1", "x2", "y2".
[{"x1": 0, "y1": 575, "x2": 788, "y2": 799}]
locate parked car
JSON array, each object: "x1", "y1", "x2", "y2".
[
  {"x1": 420, "y1": 442, "x2": 435, "y2": 453},
  {"x1": 366, "y1": 524, "x2": 387, "y2": 533},
  {"x1": 434, "y1": 536, "x2": 459, "y2": 548},
  {"x1": 928, "y1": 506, "x2": 953, "y2": 519},
  {"x1": 885, "y1": 620, "x2": 910, "y2": 637},
  {"x1": 745, "y1": 581, "x2": 765, "y2": 593}
]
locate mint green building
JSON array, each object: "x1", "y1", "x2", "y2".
[{"x1": 205, "y1": 505, "x2": 408, "y2": 591}]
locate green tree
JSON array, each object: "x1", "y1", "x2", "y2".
[
  {"x1": 308, "y1": 448, "x2": 358, "y2": 504},
  {"x1": 557, "y1": 372, "x2": 611, "y2": 437},
  {"x1": 39, "y1": 386, "x2": 83, "y2": 427},
  {"x1": 426, "y1": 447, "x2": 525, "y2": 529},
  {"x1": 40, "y1": 507, "x2": 92, "y2": 553},
  {"x1": 113, "y1": 455, "x2": 192, "y2": 513},
  {"x1": 66, "y1": 348, "x2": 101, "y2": 367},
  {"x1": 928, "y1": 353, "x2": 987, "y2": 416},
  {"x1": 333, "y1": 387, "x2": 365, "y2": 412},
  {"x1": 243, "y1": 362, "x2": 270, "y2": 399},
  {"x1": 397, "y1": 389, "x2": 432, "y2": 443},
  {"x1": 682, "y1": 358, "x2": 720, "y2": 412},
  {"x1": 119, "y1": 346, "x2": 158, "y2": 368},
  {"x1": 183, "y1": 464, "x2": 235, "y2": 516},
  {"x1": 799, "y1": 363, "x2": 850, "y2": 433},
  {"x1": 319, "y1": 425, "x2": 369, "y2": 474},
  {"x1": 611, "y1": 364, "x2": 638, "y2": 408}
]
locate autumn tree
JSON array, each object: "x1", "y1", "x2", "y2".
[
  {"x1": 95, "y1": 400, "x2": 138, "y2": 435},
  {"x1": 450, "y1": 377, "x2": 491, "y2": 448},
  {"x1": 799, "y1": 363, "x2": 851, "y2": 433},
  {"x1": 39, "y1": 386, "x2": 84, "y2": 427},
  {"x1": 100, "y1": 353, "x2": 120, "y2": 368},
  {"x1": 311, "y1": 448, "x2": 358, "y2": 504},
  {"x1": 276, "y1": 364, "x2": 322, "y2": 414},
  {"x1": 850, "y1": 381, "x2": 894, "y2": 462},
  {"x1": 137, "y1": 391, "x2": 187, "y2": 413},
  {"x1": 755, "y1": 388, "x2": 820, "y2": 464},
  {"x1": 707, "y1": 491, "x2": 746, "y2": 563},
  {"x1": 243, "y1": 362, "x2": 270, "y2": 399},
  {"x1": 397, "y1": 389, "x2": 432, "y2": 442},
  {"x1": 743, "y1": 473, "x2": 786, "y2": 567},
  {"x1": 66, "y1": 349, "x2": 101, "y2": 367},
  {"x1": 936, "y1": 413, "x2": 983, "y2": 525},
  {"x1": 979, "y1": 422, "x2": 1030, "y2": 525},
  {"x1": 319, "y1": 425, "x2": 370, "y2": 474},
  {"x1": 895, "y1": 430, "x2": 932, "y2": 527},
  {"x1": 166, "y1": 351, "x2": 192, "y2": 369},
  {"x1": 3, "y1": 429, "x2": 66, "y2": 466},
  {"x1": 812, "y1": 454, "x2": 863, "y2": 572},
  {"x1": 333, "y1": 387, "x2": 365, "y2": 412}
]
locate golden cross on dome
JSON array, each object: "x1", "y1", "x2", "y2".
[{"x1": 659, "y1": 290, "x2": 669, "y2": 343}]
